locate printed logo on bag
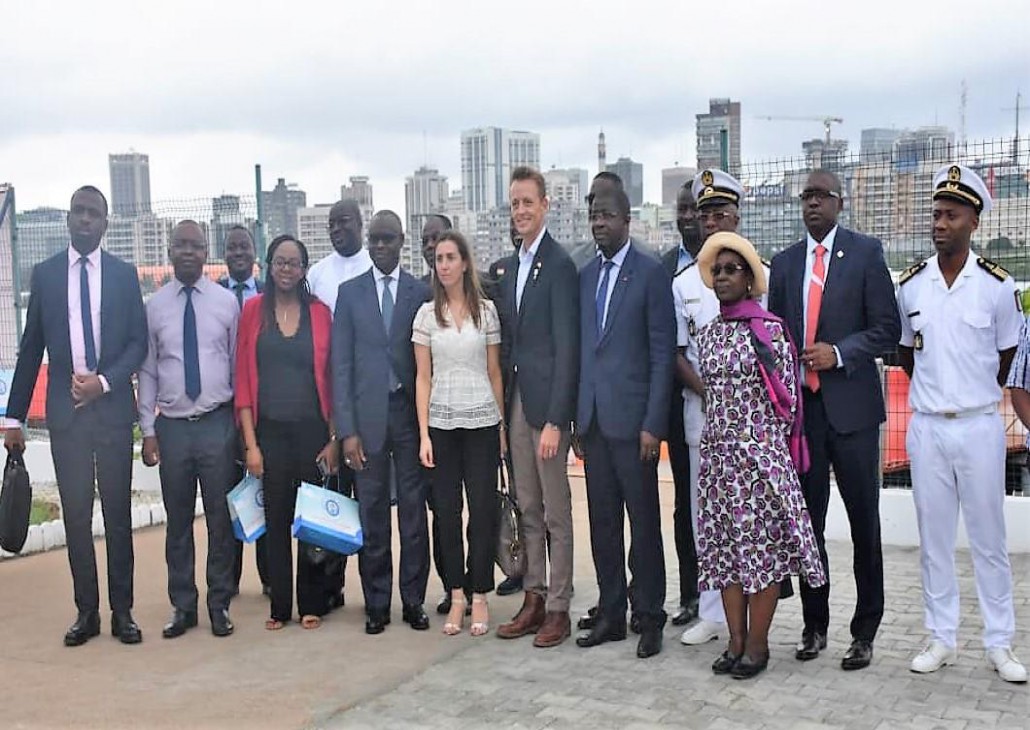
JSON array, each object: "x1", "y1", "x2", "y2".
[
  {"x1": 324, "y1": 498, "x2": 340, "y2": 517},
  {"x1": 255, "y1": 489, "x2": 264, "y2": 508}
]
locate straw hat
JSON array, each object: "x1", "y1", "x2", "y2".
[{"x1": 697, "y1": 231, "x2": 767, "y2": 296}]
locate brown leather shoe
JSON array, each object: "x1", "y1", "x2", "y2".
[
  {"x1": 496, "y1": 592, "x2": 545, "y2": 639},
  {"x1": 533, "y1": 611, "x2": 571, "y2": 648}
]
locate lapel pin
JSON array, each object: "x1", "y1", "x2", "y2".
[
  {"x1": 836, "y1": 250, "x2": 844, "y2": 258},
  {"x1": 532, "y1": 261, "x2": 542, "y2": 281}
]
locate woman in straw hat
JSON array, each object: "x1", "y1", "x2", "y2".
[{"x1": 694, "y1": 232, "x2": 826, "y2": 679}]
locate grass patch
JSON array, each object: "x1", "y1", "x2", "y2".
[{"x1": 29, "y1": 500, "x2": 60, "y2": 526}]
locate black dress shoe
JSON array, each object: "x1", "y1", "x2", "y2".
[
  {"x1": 841, "y1": 639, "x2": 873, "y2": 670},
  {"x1": 576, "y1": 616, "x2": 627, "y2": 648},
  {"x1": 162, "y1": 609, "x2": 198, "y2": 639},
  {"x1": 496, "y1": 575, "x2": 523, "y2": 596},
  {"x1": 111, "y1": 612, "x2": 143, "y2": 644},
  {"x1": 731, "y1": 652, "x2": 769, "y2": 679},
  {"x1": 436, "y1": 593, "x2": 451, "y2": 615},
  {"x1": 402, "y1": 604, "x2": 430, "y2": 631},
  {"x1": 712, "y1": 650, "x2": 742, "y2": 675},
  {"x1": 210, "y1": 609, "x2": 234, "y2": 637},
  {"x1": 636, "y1": 627, "x2": 663, "y2": 658},
  {"x1": 671, "y1": 601, "x2": 699, "y2": 627},
  {"x1": 577, "y1": 605, "x2": 599, "y2": 631},
  {"x1": 795, "y1": 630, "x2": 827, "y2": 661},
  {"x1": 64, "y1": 612, "x2": 101, "y2": 647},
  {"x1": 365, "y1": 610, "x2": 391, "y2": 635}
]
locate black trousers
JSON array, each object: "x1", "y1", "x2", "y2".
[
  {"x1": 154, "y1": 406, "x2": 237, "y2": 614},
  {"x1": 353, "y1": 393, "x2": 429, "y2": 612},
  {"x1": 429, "y1": 425, "x2": 499, "y2": 594},
  {"x1": 582, "y1": 423, "x2": 667, "y2": 626},
  {"x1": 230, "y1": 455, "x2": 269, "y2": 592},
  {"x1": 257, "y1": 417, "x2": 333, "y2": 621},
  {"x1": 50, "y1": 407, "x2": 134, "y2": 615},
  {"x1": 667, "y1": 390, "x2": 698, "y2": 608},
  {"x1": 800, "y1": 389, "x2": 884, "y2": 642}
]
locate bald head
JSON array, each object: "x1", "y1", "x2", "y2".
[{"x1": 328, "y1": 199, "x2": 363, "y2": 256}]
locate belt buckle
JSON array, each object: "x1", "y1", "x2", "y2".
[{"x1": 186, "y1": 413, "x2": 203, "y2": 422}]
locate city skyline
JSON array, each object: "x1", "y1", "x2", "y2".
[{"x1": 3, "y1": 0, "x2": 1025, "y2": 217}]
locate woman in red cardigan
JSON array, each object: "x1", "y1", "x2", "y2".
[{"x1": 235, "y1": 234, "x2": 337, "y2": 630}]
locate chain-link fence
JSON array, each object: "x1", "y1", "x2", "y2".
[{"x1": 3, "y1": 137, "x2": 1028, "y2": 491}]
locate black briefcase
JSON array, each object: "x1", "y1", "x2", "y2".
[{"x1": 0, "y1": 451, "x2": 32, "y2": 553}]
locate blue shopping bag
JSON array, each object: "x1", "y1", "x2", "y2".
[
  {"x1": 227, "y1": 473, "x2": 266, "y2": 543},
  {"x1": 291, "y1": 481, "x2": 363, "y2": 555}
]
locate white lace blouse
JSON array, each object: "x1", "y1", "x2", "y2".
[{"x1": 412, "y1": 300, "x2": 502, "y2": 430}]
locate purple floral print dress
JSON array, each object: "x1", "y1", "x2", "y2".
[{"x1": 696, "y1": 317, "x2": 826, "y2": 595}]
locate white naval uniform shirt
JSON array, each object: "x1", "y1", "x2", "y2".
[
  {"x1": 672, "y1": 260, "x2": 769, "y2": 446},
  {"x1": 897, "y1": 251, "x2": 1022, "y2": 414}
]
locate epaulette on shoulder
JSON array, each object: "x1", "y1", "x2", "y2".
[
  {"x1": 898, "y1": 260, "x2": 927, "y2": 286},
  {"x1": 673, "y1": 260, "x2": 697, "y2": 278},
  {"x1": 977, "y1": 256, "x2": 1009, "y2": 282}
]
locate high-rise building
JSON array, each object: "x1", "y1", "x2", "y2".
[
  {"x1": 404, "y1": 166, "x2": 449, "y2": 277},
  {"x1": 802, "y1": 138, "x2": 849, "y2": 172},
  {"x1": 860, "y1": 128, "x2": 902, "y2": 162},
  {"x1": 262, "y1": 178, "x2": 306, "y2": 240},
  {"x1": 696, "y1": 98, "x2": 742, "y2": 176},
  {"x1": 597, "y1": 130, "x2": 607, "y2": 175},
  {"x1": 460, "y1": 127, "x2": 541, "y2": 212},
  {"x1": 543, "y1": 168, "x2": 590, "y2": 248},
  {"x1": 108, "y1": 152, "x2": 152, "y2": 216},
  {"x1": 340, "y1": 176, "x2": 375, "y2": 225},
  {"x1": 211, "y1": 195, "x2": 246, "y2": 259},
  {"x1": 297, "y1": 204, "x2": 334, "y2": 261},
  {"x1": 661, "y1": 166, "x2": 696, "y2": 205},
  {"x1": 104, "y1": 214, "x2": 173, "y2": 268},
  {"x1": 605, "y1": 157, "x2": 644, "y2": 207}
]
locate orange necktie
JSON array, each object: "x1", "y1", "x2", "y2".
[{"x1": 805, "y1": 244, "x2": 826, "y2": 392}]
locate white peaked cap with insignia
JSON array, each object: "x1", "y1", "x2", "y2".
[
  {"x1": 932, "y1": 164, "x2": 992, "y2": 214},
  {"x1": 691, "y1": 168, "x2": 744, "y2": 208}
]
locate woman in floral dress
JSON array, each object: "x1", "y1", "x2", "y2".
[{"x1": 695, "y1": 232, "x2": 826, "y2": 679}]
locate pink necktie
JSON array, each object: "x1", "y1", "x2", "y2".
[{"x1": 805, "y1": 244, "x2": 826, "y2": 392}]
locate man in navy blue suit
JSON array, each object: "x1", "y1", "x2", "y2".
[
  {"x1": 767, "y1": 169, "x2": 900, "y2": 671},
  {"x1": 5, "y1": 186, "x2": 148, "y2": 646},
  {"x1": 574, "y1": 188, "x2": 676, "y2": 659},
  {"x1": 333, "y1": 210, "x2": 432, "y2": 635}
]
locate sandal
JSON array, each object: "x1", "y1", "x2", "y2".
[
  {"x1": 442, "y1": 593, "x2": 466, "y2": 636},
  {"x1": 301, "y1": 615, "x2": 322, "y2": 630},
  {"x1": 265, "y1": 618, "x2": 285, "y2": 631},
  {"x1": 470, "y1": 595, "x2": 489, "y2": 637}
]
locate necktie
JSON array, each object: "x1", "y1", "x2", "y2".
[
  {"x1": 381, "y1": 276, "x2": 399, "y2": 391},
  {"x1": 183, "y1": 286, "x2": 201, "y2": 401},
  {"x1": 805, "y1": 244, "x2": 827, "y2": 392},
  {"x1": 595, "y1": 260, "x2": 614, "y2": 341},
  {"x1": 233, "y1": 281, "x2": 246, "y2": 310},
  {"x1": 80, "y1": 257, "x2": 98, "y2": 372}
]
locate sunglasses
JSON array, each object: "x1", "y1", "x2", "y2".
[{"x1": 710, "y1": 263, "x2": 748, "y2": 277}]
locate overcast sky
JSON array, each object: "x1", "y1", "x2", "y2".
[{"x1": 4, "y1": 0, "x2": 1028, "y2": 220}]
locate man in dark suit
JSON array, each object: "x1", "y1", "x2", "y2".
[
  {"x1": 216, "y1": 226, "x2": 269, "y2": 597},
  {"x1": 5, "y1": 186, "x2": 148, "y2": 646},
  {"x1": 574, "y1": 188, "x2": 675, "y2": 659},
  {"x1": 495, "y1": 167, "x2": 579, "y2": 648},
  {"x1": 333, "y1": 210, "x2": 432, "y2": 635},
  {"x1": 659, "y1": 183, "x2": 702, "y2": 627},
  {"x1": 767, "y1": 169, "x2": 901, "y2": 671}
]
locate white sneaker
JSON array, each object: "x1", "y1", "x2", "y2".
[
  {"x1": 910, "y1": 640, "x2": 957, "y2": 673},
  {"x1": 680, "y1": 619, "x2": 721, "y2": 646},
  {"x1": 985, "y1": 648, "x2": 1028, "y2": 683}
]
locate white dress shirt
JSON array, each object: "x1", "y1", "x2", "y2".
[
  {"x1": 67, "y1": 245, "x2": 102, "y2": 376},
  {"x1": 596, "y1": 239, "x2": 631, "y2": 330},
  {"x1": 802, "y1": 225, "x2": 843, "y2": 370},
  {"x1": 307, "y1": 248, "x2": 373, "y2": 315},
  {"x1": 515, "y1": 226, "x2": 547, "y2": 311},
  {"x1": 373, "y1": 264, "x2": 400, "y2": 315}
]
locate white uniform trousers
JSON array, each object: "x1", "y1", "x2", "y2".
[
  {"x1": 689, "y1": 444, "x2": 726, "y2": 625},
  {"x1": 907, "y1": 411, "x2": 1016, "y2": 649}
]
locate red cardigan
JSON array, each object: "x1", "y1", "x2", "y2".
[{"x1": 234, "y1": 294, "x2": 334, "y2": 426}]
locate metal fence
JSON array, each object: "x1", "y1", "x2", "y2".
[{"x1": 2, "y1": 136, "x2": 1028, "y2": 491}]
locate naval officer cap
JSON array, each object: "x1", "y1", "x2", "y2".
[
  {"x1": 932, "y1": 164, "x2": 992, "y2": 215},
  {"x1": 692, "y1": 168, "x2": 744, "y2": 209}
]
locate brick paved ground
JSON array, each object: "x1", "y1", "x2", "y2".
[{"x1": 328, "y1": 541, "x2": 1029, "y2": 730}]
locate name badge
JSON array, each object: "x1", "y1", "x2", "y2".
[
  {"x1": 914, "y1": 332, "x2": 924, "y2": 351},
  {"x1": 688, "y1": 317, "x2": 697, "y2": 337}
]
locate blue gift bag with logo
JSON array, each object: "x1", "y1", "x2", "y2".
[
  {"x1": 227, "y1": 473, "x2": 266, "y2": 543},
  {"x1": 292, "y1": 481, "x2": 363, "y2": 555}
]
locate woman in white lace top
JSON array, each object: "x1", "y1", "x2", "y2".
[{"x1": 413, "y1": 230, "x2": 506, "y2": 637}]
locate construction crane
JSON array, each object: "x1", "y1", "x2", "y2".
[{"x1": 757, "y1": 115, "x2": 844, "y2": 144}]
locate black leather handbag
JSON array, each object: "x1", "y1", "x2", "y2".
[
  {"x1": 494, "y1": 457, "x2": 526, "y2": 579},
  {"x1": 0, "y1": 450, "x2": 32, "y2": 553}
]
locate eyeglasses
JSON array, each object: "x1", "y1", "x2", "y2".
[
  {"x1": 271, "y1": 258, "x2": 303, "y2": 271},
  {"x1": 698, "y1": 211, "x2": 734, "y2": 223},
  {"x1": 710, "y1": 263, "x2": 748, "y2": 277},
  {"x1": 799, "y1": 189, "x2": 842, "y2": 202}
]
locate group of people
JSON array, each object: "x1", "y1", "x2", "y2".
[{"x1": 3, "y1": 159, "x2": 1024, "y2": 684}]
